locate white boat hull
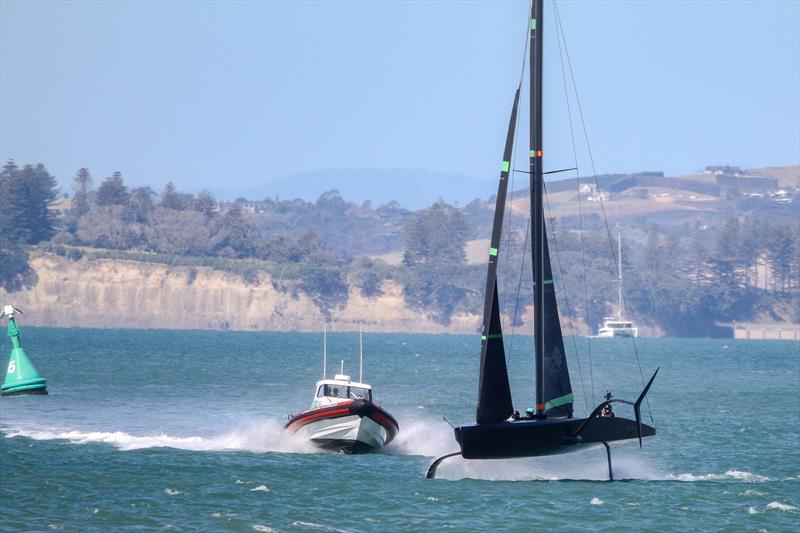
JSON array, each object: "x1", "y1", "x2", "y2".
[
  {"x1": 295, "y1": 414, "x2": 389, "y2": 453},
  {"x1": 597, "y1": 327, "x2": 638, "y2": 338}
]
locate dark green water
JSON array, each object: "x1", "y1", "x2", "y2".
[{"x1": 1, "y1": 329, "x2": 798, "y2": 531}]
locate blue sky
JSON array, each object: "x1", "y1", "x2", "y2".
[{"x1": 1, "y1": 0, "x2": 798, "y2": 198}]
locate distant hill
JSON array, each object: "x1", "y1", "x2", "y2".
[
  {"x1": 213, "y1": 168, "x2": 497, "y2": 209},
  {"x1": 750, "y1": 165, "x2": 800, "y2": 189},
  {"x1": 478, "y1": 165, "x2": 800, "y2": 233}
]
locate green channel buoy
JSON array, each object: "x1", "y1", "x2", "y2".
[{"x1": 1, "y1": 305, "x2": 47, "y2": 396}]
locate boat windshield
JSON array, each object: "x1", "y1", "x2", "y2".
[
  {"x1": 316, "y1": 384, "x2": 372, "y2": 402},
  {"x1": 348, "y1": 386, "x2": 371, "y2": 401}
]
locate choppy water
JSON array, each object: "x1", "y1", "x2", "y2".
[{"x1": 1, "y1": 329, "x2": 798, "y2": 531}]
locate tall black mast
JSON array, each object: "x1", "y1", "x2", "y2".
[{"x1": 530, "y1": 0, "x2": 545, "y2": 416}]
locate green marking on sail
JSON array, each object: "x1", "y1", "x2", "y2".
[
  {"x1": 530, "y1": 150, "x2": 535, "y2": 158},
  {"x1": 543, "y1": 279, "x2": 554, "y2": 285},
  {"x1": 501, "y1": 161, "x2": 510, "y2": 173},
  {"x1": 481, "y1": 334, "x2": 503, "y2": 340},
  {"x1": 544, "y1": 393, "x2": 573, "y2": 411},
  {"x1": 489, "y1": 247, "x2": 498, "y2": 257},
  {"x1": 530, "y1": 19, "x2": 537, "y2": 30}
]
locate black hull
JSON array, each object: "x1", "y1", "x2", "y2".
[{"x1": 456, "y1": 416, "x2": 655, "y2": 460}]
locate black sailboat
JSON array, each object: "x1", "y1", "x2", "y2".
[{"x1": 427, "y1": 0, "x2": 658, "y2": 480}]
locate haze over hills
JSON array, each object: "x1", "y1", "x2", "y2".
[
  {"x1": 211, "y1": 168, "x2": 498, "y2": 209},
  {"x1": 209, "y1": 165, "x2": 800, "y2": 212}
]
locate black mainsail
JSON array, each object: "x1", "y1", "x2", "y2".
[
  {"x1": 477, "y1": 0, "x2": 572, "y2": 424},
  {"x1": 426, "y1": 0, "x2": 657, "y2": 480},
  {"x1": 540, "y1": 228, "x2": 573, "y2": 417},
  {"x1": 476, "y1": 87, "x2": 520, "y2": 424}
]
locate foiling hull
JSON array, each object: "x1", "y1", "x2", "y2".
[
  {"x1": 455, "y1": 415, "x2": 655, "y2": 460},
  {"x1": 286, "y1": 399, "x2": 399, "y2": 453}
]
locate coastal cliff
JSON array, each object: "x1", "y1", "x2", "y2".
[{"x1": 0, "y1": 253, "x2": 483, "y2": 333}]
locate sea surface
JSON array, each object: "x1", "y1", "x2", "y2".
[{"x1": 1, "y1": 329, "x2": 798, "y2": 532}]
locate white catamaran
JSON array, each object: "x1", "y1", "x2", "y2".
[{"x1": 597, "y1": 229, "x2": 638, "y2": 338}]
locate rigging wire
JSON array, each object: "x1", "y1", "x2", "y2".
[
  {"x1": 502, "y1": 2, "x2": 532, "y2": 372},
  {"x1": 553, "y1": 0, "x2": 595, "y2": 406},
  {"x1": 553, "y1": 0, "x2": 653, "y2": 421},
  {"x1": 505, "y1": 203, "x2": 531, "y2": 382}
]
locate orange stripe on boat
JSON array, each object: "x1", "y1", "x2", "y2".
[{"x1": 287, "y1": 407, "x2": 352, "y2": 431}]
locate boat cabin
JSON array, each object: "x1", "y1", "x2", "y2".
[
  {"x1": 598, "y1": 318, "x2": 638, "y2": 338},
  {"x1": 311, "y1": 374, "x2": 372, "y2": 408},
  {"x1": 603, "y1": 320, "x2": 634, "y2": 329}
]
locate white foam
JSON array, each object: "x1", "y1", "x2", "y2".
[
  {"x1": 250, "y1": 485, "x2": 270, "y2": 492},
  {"x1": 164, "y1": 488, "x2": 182, "y2": 496},
  {"x1": 667, "y1": 470, "x2": 769, "y2": 483},
  {"x1": 2, "y1": 418, "x2": 316, "y2": 454},
  {"x1": 290, "y1": 521, "x2": 326, "y2": 529},
  {"x1": 429, "y1": 452, "x2": 661, "y2": 481},
  {"x1": 382, "y1": 417, "x2": 461, "y2": 457},
  {"x1": 381, "y1": 416, "x2": 670, "y2": 481},
  {"x1": 747, "y1": 506, "x2": 760, "y2": 515},
  {"x1": 766, "y1": 502, "x2": 797, "y2": 512},
  {"x1": 252, "y1": 526, "x2": 279, "y2": 533},
  {"x1": 590, "y1": 497, "x2": 604, "y2": 505}
]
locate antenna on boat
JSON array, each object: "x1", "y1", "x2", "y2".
[
  {"x1": 617, "y1": 225, "x2": 623, "y2": 321},
  {"x1": 340, "y1": 359, "x2": 344, "y2": 376},
  {"x1": 359, "y1": 328, "x2": 364, "y2": 383},
  {"x1": 323, "y1": 322, "x2": 327, "y2": 379}
]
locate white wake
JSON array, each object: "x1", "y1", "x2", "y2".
[
  {"x1": 2, "y1": 417, "x2": 777, "y2": 484},
  {"x1": 1, "y1": 418, "x2": 315, "y2": 454}
]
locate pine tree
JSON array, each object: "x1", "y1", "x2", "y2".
[
  {"x1": 71, "y1": 168, "x2": 93, "y2": 217},
  {"x1": 192, "y1": 190, "x2": 217, "y2": 219},
  {"x1": 130, "y1": 187, "x2": 155, "y2": 223},
  {"x1": 402, "y1": 201, "x2": 468, "y2": 267},
  {"x1": 211, "y1": 205, "x2": 260, "y2": 257},
  {"x1": 96, "y1": 171, "x2": 129, "y2": 206},
  {"x1": 715, "y1": 218, "x2": 743, "y2": 290},
  {"x1": 0, "y1": 160, "x2": 28, "y2": 242},
  {"x1": 160, "y1": 181, "x2": 190, "y2": 210},
  {"x1": 0, "y1": 159, "x2": 56, "y2": 289},
  {"x1": 22, "y1": 163, "x2": 60, "y2": 243},
  {"x1": 768, "y1": 222, "x2": 796, "y2": 294},
  {"x1": 1, "y1": 162, "x2": 60, "y2": 244}
]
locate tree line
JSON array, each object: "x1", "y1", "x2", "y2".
[{"x1": 1, "y1": 159, "x2": 797, "y2": 335}]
